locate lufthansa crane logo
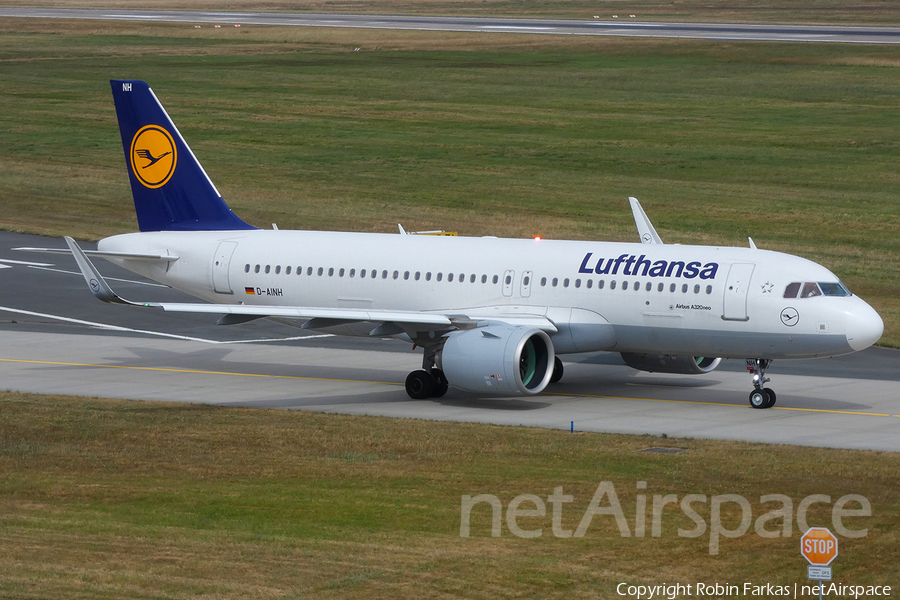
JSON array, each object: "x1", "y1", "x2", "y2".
[{"x1": 130, "y1": 125, "x2": 177, "y2": 188}]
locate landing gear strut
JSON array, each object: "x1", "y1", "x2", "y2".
[{"x1": 747, "y1": 359, "x2": 776, "y2": 409}]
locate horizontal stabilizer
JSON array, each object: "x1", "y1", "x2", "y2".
[{"x1": 15, "y1": 246, "x2": 178, "y2": 262}]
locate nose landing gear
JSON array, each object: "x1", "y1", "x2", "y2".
[{"x1": 747, "y1": 359, "x2": 776, "y2": 409}]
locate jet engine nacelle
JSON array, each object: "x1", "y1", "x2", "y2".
[
  {"x1": 441, "y1": 325, "x2": 555, "y2": 396},
  {"x1": 621, "y1": 352, "x2": 721, "y2": 375}
]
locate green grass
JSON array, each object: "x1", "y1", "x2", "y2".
[{"x1": 1, "y1": 392, "x2": 898, "y2": 598}]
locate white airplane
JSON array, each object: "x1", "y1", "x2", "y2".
[{"x1": 30, "y1": 80, "x2": 885, "y2": 408}]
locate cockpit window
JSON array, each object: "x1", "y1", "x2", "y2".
[
  {"x1": 785, "y1": 281, "x2": 850, "y2": 299},
  {"x1": 819, "y1": 282, "x2": 850, "y2": 297},
  {"x1": 783, "y1": 282, "x2": 801, "y2": 298},
  {"x1": 801, "y1": 282, "x2": 822, "y2": 298}
]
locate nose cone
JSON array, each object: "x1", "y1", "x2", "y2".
[{"x1": 846, "y1": 299, "x2": 884, "y2": 352}]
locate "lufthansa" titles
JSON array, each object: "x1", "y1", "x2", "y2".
[{"x1": 578, "y1": 253, "x2": 718, "y2": 280}]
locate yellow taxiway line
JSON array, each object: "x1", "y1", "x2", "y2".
[{"x1": 2, "y1": 357, "x2": 897, "y2": 418}]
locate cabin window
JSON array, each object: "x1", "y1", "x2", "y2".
[
  {"x1": 562, "y1": 278, "x2": 569, "y2": 288},
  {"x1": 360, "y1": 269, "x2": 367, "y2": 278},
  {"x1": 448, "y1": 273, "x2": 454, "y2": 282},
  {"x1": 493, "y1": 275, "x2": 499, "y2": 284},
  {"x1": 265, "y1": 265, "x2": 271, "y2": 274},
  {"x1": 244, "y1": 264, "x2": 250, "y2": 273},
  {"x1": 682, "y1": 284, "x2": 688, "y2": 293},
  {"x1": 404, "y1": 271, "x2": 410, "y2": 280},
  {"x1": 339, "y1": 268, "x2": 345, "y2": 277},
  {"x1": 382, "y1": 270, "x2": 388, "y2": 279},
  {"x1": 372, "y1": 270, "x2": 378, "y2": 279},
  {"x1": 598, "y1": 280, "x2": 605, "y2": 290},
  {"x1": 574, "y1": 279, "x2": 581, "y2": 288},
  {"x1": 437, "y1": 273, "x2": 443, "y2": 282},
  {"x1": 307, "y1": 267, "x2": 313, "y2": 276},
  {"x1": 524, "y1": 276, "x2": 531, "y2": 286},
  {"x1": 621, "y1": 281, "x2": 628, "y2": 291},
  {"x1": 552, "y1": 278, "x2": 558, "y2": 287},
  {"x1": 415, "y1": 272, "x2": 421, "y2": 281},
  {"x1": 317, "y1": 267, "x2": 324, "y2": 276},
  {"x1": 482, "y1": 275, "x2": 488, "y2": 284},
  {"x1": 393, "y1": 270, "x2": 399, "y2": 280},
  {"x1": 706, "y1": 285, "x2": 713, "y2": 295},
  {"x1": 670, "y1": 283, "x2": 676, "y2": 293},
  {"x1": 297, "y1": 266, "x2": 302, "y2": 275},
  {"x1": 349, "y1": 269, "x2": 355, "y2": 278},
  {"x1": 541, "y1": 277, "x2": 547, "y2": 286},
  {"x1": 784, "y1": 282, "x2": 801, "y2": 298},
  {"x1": 658, "y1": 283, "x2": 664, "y2": 292},
  {"x1": 586, "y1": 279, "x2": 593, "y2": 289},
  {"x1": 286, "y1": 266, "x2": 292, "y2": 275},
  {"x1": 328, "y1": 268, "x2": 334, "y2": 277},
  {"x1": 470, "y1": 274, "x2": 476, "y2": 283},
  {"x1": 694, "y1": 284, "x2": 700, "y2": 294},
  {"x1": 426, "y1": 272, "x2": 432, "y2": 281},
  {"x1": 610, "y1": 281, "x2": 617, "y2": 290},
  {"x1": 275, "y1": 266, "x2": 281, "y2": 275},
  {"x1": 505, "y1": 275, "x2": 512, "y2": 285}
]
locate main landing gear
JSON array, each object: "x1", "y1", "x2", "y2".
[
  {"x1": 405, "y1": 369, "x2": 449, "y2": 400},
  {"x1": 550, "y1": 356, "x2": 564, "y2": 384},
  {"x1": 747, "y1": 359, "x2": 776, "y2": 409}
]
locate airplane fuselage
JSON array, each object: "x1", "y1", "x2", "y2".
[{"x1": 98, "y1": 229, "x2": 881, "y2": 360}]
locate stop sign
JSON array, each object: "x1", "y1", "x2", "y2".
[{"x1": 801, "y1": 527, "x2": 838, "y2": 566}]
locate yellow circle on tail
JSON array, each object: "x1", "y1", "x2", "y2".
[{"x1": 130, "y1": 125, "x2": 177, "y2": 189}]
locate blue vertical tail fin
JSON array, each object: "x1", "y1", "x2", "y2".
[{"x1": 110, "y1": 80, "x2": 256, "y2": 232}]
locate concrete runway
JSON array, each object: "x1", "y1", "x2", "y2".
[
  {"x1": 2, "y1": 231, "x2": 898, "y2": 452},
  {"x1": 2, "y1": 7, "x2": 900, "y2": 44}
]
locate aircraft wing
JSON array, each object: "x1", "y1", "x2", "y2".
[{"x1": 63, "y1": 237, "x2": 557, "y2": 334}]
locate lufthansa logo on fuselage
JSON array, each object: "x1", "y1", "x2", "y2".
[{"x1": 130, "y1": 125, "x2": 177, "y2": 189}]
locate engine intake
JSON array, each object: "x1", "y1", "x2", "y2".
[
  {"x1": 441, "y1": 326, "x2": 555, "y2": 396},
  {"x1": 621, "y1": 353, "x2": 721, "y2": 375}
]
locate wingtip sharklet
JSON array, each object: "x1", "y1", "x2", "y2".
[
  {"x1": 64, "y1": 236, "x2": 146, "y2": 307},
  {"x1": 629, "y1": 197, "x2": 664, "y2": 245}
]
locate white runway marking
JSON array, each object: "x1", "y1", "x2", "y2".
[
  {"x1": 0, "y1": 304, "x2": 333, "y2": 345},
  {"x1": 0, "y1": 258, "x2": 54, "y2": 267}
]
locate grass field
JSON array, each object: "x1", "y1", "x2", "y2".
[
  {"x1": 0, "y1": 18, "x2": 898, "y2": 345},
  {"x1": 1, "y1": 392, "x2": 898, "y2": 598}
]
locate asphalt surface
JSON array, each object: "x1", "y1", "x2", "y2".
[
  {"x1": 2, "y1": 231, "x2": 898, "y2": 452},
  {"x1": 2, "y1": 7, "x2": 900, "y2": 44}
]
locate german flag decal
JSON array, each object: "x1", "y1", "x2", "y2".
[{"x1": 244, "y1": 287, "x2": 255, "y2": 295}]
